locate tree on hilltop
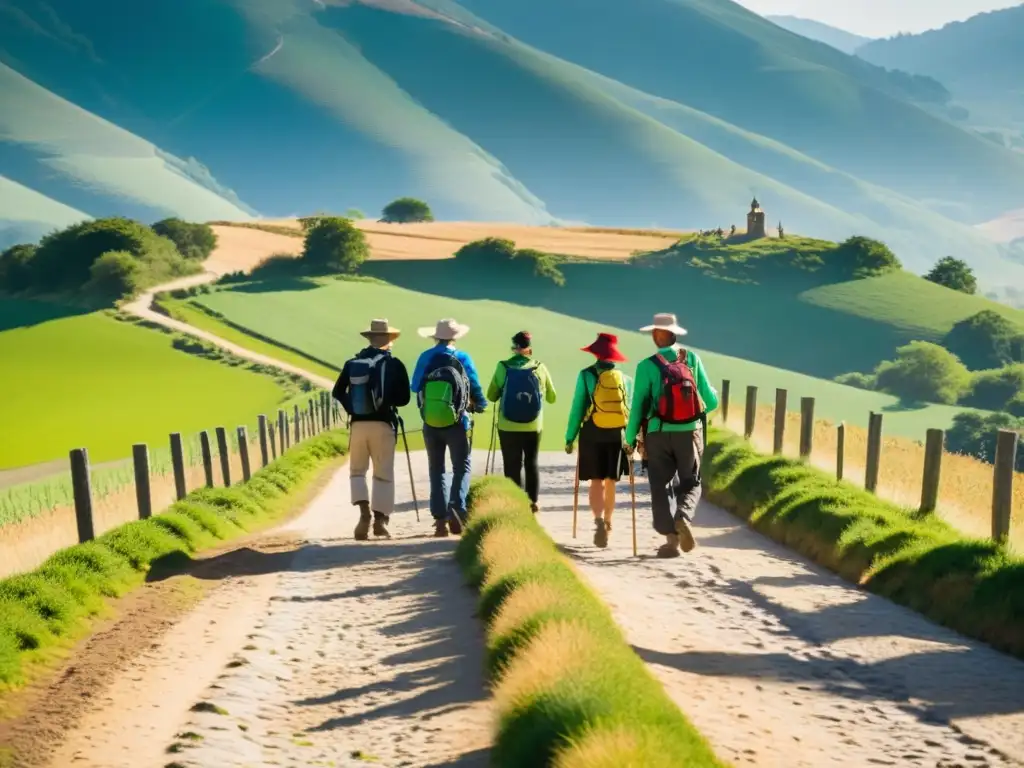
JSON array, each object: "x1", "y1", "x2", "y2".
[
  {"x1": 302, "y1": 216, "x2": 369, "y2": 273},
  {"x1": 925, "y1": 256, "x2": 977, "y2": 295},
  {"x1": 0, "y1": 244, "x2": 38, "y2": 292},
  {"x1": 832, "y1": 236, "x2": 901, "y2": 278},
  {"x1": 381, "y1": 197, "x2": 434, "y2": 224},
  {"x1": 152, "y1": 218, "x2": 218, "y2": 261}
]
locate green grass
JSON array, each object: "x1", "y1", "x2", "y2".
[
  {"x1": 456, "y1": 476, "x2": 725, "y2": 767},
  {"x1": 704, "y1": 429, "x2": 1024, "y2": 658},
  {"x1": 189, "y1": 274, "x2": 976, "y2": 447},
  {"x1": 0, "y1": 430, "x2": 347, "y2": 690},
  {"x1": 0, "y1": 298, "x2": 292, "y2": 470}
]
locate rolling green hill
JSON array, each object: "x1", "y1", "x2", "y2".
[{"x1": 765, "y1": 15, "x2": 873, "y2": 54}]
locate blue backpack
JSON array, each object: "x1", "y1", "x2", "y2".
[
  {"x1": 347, "y1": 352, "x2": 388, "y2": 417},
  {"x1": 500, "y1": 362, "x2": 543, "y2": 424}
]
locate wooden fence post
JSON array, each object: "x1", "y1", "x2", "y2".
[
  {"x1": 237, "y1": 426, "x2": 252, "y2": 482},
  {"x1": 132, "y1": 443, "x2": 152, "y2": 520},
  {"x1": 216, "y1": 427, "x2": 231, "y2": 487},
  {"x1": 200, "y1": 430, "x2": 215, "y2": 487},
  {"x1": 721, "y1": 379, "x2": 730, "y2": 424},
  {"x1": 799, "y1": 397, "x2": 815, "y2": 459},
  {"x1": 920, "y1": 428, "x2": 944, "y2": 513},
  {"x1": 170, "y1": 432, "x2": 187, "y2": 500},
  {"x1": 322, "y1": 392, "x2": 330, "y2": 429},
  {"x1": 294, "y1": 405, "x2": 301, "y2": 444},
  {"x1": 992, "y1": 429, "x2": 1019, "y2": 542},
  {"x1": 69, "y1": 448, "x2": 95, "y2": 543},
  {"x1": 743, "y1": 385, "x2": 758, "y2": 439},
  {"x1": 278, "y1": 410, "x2": 287, "y2": 452},
  {"x1": 836, "y1": 422, "x2": 846, "y2": 480},
  {"x1": 258, "y1": 414, "x2": 270, "y2": 466},
  {"x1": 865, "y1": 412, "x2": 883, "y2": 493},
  {"x1": 309, "y1": 400, "x2": 316, "y2": 435},
  {"x1": 269, "y1": 423, "x2": 277, "y2": 460},
  {"x1": 773, "y1": 388, "x2": 787, "y2": 454}
]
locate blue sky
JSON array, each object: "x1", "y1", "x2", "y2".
[{"x1": 735, "y1": 0, "x2": 1022, "y2": 37}]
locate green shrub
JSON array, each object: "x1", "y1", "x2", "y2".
[
  {"x1": 925, "y1": 256, "x2": 977, "y2": 294},
  {"x1": 963, "y1": 365, "x2": 1024, "y2": 411},
  {"x1": 703, "y1": 428, "x2": 1024, "y2": 657},
  {"x1": 944, "y1": 310, "x2": 1024, "y2": 371},
  {"x1": 946, "y1": 411, "x2": 1024, "y2": 469},
  {"x1": 872, "y1": 341, "x2": 971, "y2": 404},
  {"x1": 84, "y1": 250, "x2": 143, "y2": 300},
  {"x1": 302, "y1": 217, "x2": 369, "y2": 274},
  {"x1": 0, "y1": 244, "x2": 38, "y2": 292},
  {"x1": 831, "y1": 236, "x2": 902, "y2": 278},
  {"x1": 458, "y1": 478, "x2": 724, "y2": 768},
  {"x1": 152, "y1": 218, "x2": 218, "y2": 261},
  {"x1": 380, "y1": 197, "x2": 434, "y2": 223},
  {"x1": 0, "y1": 430, "x2": 347, "y2": 689},
  {"x1": 834, "y1": 371, "x2": 875, "y2": 390},
  {"x1": 454, "y1": 238, "x2": 565, "y2": 286}
]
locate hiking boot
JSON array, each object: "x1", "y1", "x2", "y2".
[
  {"x1": 448, "y1": 510, "x2": 464, "y2": 536},
  {"x1": 675, "y1": 515, "x2": 697, "y2": 553},
  {"x1": 656, "y1": 533, "x2": 681, "y2": 559},
  {"x1": 372, "y1": 511, "x2": 391, "y2": 539},
  {"x1": 593, "y1": 518, "x2": 609, "y2": 549},
  {"x1": 530, "y1": 502, "x2": 540, "y2": 514},
  {"x1": 353, "y1": 502, "x2": 371, "y2": 541},
  {"x1": 433, "y1": 519, "x2": 449, "y2": 538},
  {"x1": 605, "y1": 519, "x2": 613, "y2": 534}
]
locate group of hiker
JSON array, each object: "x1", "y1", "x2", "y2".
[{"x1": 332, "y1": 312, "x2": 718, "y2": 558}]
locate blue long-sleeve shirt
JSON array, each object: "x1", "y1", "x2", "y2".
[{"x1": 410, "y1": 343, "x2": 487, "y2": 430}]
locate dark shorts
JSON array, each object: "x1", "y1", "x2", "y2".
[{"x1": 578, "y1": 422, "x2": 624, "y2": 481}]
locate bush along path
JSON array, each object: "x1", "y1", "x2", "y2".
[
  {"x1": 528, "y1": 450, "x2": 1024, "y2": 767},
  {"x1": 30, "y1": 450, "x2": 491, "y2": 768}
]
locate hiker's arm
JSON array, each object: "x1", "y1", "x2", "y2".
[
  {"x1": 625, "y1": 363, "x2": 652, "y2": 446},
  {"x1": 390, "y1": 358, "x2": 412, "y2": 408},
  {"x1": 543, "y1": 365, "x2": 557, "y2": 404},
  {"x1": 486, "y1": 363, "x2": 504, "y2": 403},
  {"x1": 564, "y1": 372, "x2": 587, "y2": 444},
  {"x1": 409, "y1": 351, "x2": 426, "y2": 394},
  {"x1": 692, "y1": 353, "x2": 719, "y2": 413},
  {"x1": 332, "y1": 362, "x2": 352, "y2": 415},
  {"x1": 463, "y1": 354, "x2": 488, "y2": 410}
]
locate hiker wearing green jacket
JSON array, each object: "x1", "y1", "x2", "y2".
[
  {"x1": 565, "y1": 333, "x2": 633, "y2": 549},
  {"x1": 626, "y1": 313, "x2": 719, "y2": 559},
  {"x1": 486, "y1": 331, "x2": 557, "y2": 512}
]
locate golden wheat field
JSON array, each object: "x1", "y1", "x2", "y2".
[{"x1": 727, "y1": 405, "x2": 1024, "y2": 548}]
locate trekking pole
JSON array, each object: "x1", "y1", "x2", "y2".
[
  {"x1": 487, "y1": 410, "x2": 499, "y2": 475},
  {"x1": 398, "y1": 417, "x2": 420, "y2": 522},
  {"x1": 572, "y1": 450, "x2": 580, "y2": 539},
  {"x1": 628, "y1": 452, "x2": 638, "y2": 558}
]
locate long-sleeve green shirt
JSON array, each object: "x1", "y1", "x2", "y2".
[
  {"x1": 625, "y1": 346, "x2": 719, "y2": 445},
  {"x1": 486, "y1": 354, "x2": 557, "y2": 432},
  {"x1": 564, "y1": 362, "x2": 634, "y2": 444}
]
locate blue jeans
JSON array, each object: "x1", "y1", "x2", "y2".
[{"x1": 423, "y1": 424, "x2": 472, "y2": 521}]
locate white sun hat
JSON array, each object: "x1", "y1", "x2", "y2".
[
  {"x1": 639, "y1": 312, "x2": 688, "y2": 336},
  {"x1": 417, "y1": 318, "x2": 470, "y2": 340}
]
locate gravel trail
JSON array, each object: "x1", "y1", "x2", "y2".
[{"x1": 530, "y1": 452, "x2": 1024, "y2": 768}]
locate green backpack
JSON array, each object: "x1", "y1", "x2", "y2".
[{"x1": 420, "y1": 352, "x2": 471, "y2": 428}]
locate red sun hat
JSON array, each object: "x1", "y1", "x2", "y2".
[{"x1": 582, "y1": 332, "x2": 628, "y2": 363}]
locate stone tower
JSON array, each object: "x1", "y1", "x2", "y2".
[{"x1": 747, "y1": 197, "x2": 766, "y2": 239}]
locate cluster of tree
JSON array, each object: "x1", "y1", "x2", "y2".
[
  {"x1": 454, "y1": 237, "x2": 565, "y2": 286},
  {"x1": 0, "y1": 217, "x2": 216, "y2": 302},
  {"x1": 924, "y1": 256, "x2": 977, "y2": 294},
  {"x1": 828, "y1": 236, "x2": 902, "y2": 278},
  {"x1": 379, "y1": 197, "x2": 433, "y2": 224},
  {"x1": 947, "y1": 411, "x2": 1024, "y2": 472}
]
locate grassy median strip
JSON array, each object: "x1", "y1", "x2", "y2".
[
  {"x1": 456, "y1": 476, "x2": 726, "y2": 768},
  {"x1": 704, "y1": 427, "x2": 1024, "y2": 658},
  {"x1": 0, "y1": 431, "x2": 348, "y2": 690}
]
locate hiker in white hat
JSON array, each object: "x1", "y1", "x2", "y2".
[
  {"x1": 625, "y1": 313, "x2": 719, "y2": 558},
  {"x1": 410, "y1": 318, "x2": 487, "y2": 537},
  {"x1": 333, "y1": 319, "x2": 412, "y2": 541}
]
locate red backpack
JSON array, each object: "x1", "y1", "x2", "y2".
[{"x1": 652, "y1": 349, "x2": 705, "y2": 425}]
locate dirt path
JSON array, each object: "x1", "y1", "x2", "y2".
[
  {"x1": 530, "y1": 452, "x2": 1024, "y2": 768},
  {"x1": 41, "y1": 453, "x2": 491, "y2": 768}
]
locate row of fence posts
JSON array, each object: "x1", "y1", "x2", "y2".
[
  {"x1": 68, "y1": 391, "x2": 342, "y2": 545},
  {"x1": 719, "y1": 379, "x2": 1020, "y2": 543}
]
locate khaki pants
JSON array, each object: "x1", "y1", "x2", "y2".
[{"x1": 349, "y1": 421, "x2": 397, "y2": 515}]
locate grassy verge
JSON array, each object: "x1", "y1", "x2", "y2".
[
  {"x1": 0, "y1": 430, "x2": 348, "y2": 690},
  {"x1": 456, "y1": 476, "x2": 725, "y2": 768},
  {"x1": 704, "y1": 428, "x2": 1024, "y2": 658}
]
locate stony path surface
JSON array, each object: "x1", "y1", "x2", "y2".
[
  {"x1": 48, "y1": 454, "x2": 491, "y2": 768},
  {"x1": 531, "y1": 452, "x2": 1024, "y2": 768}
]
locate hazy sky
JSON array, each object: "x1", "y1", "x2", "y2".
[{"x1": 735, "y1": 0, "x2": 1022, "y2": 37}]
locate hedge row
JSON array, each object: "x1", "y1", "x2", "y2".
[
  {"x1": 0, "y1": 431, "x2": 348, "y2": 689},
  {"x1": 456, "y1": 476, "x2": 725, "y2": 768},
  {"x1": 703, "y1": 428, "x2": 1024, "y2": 658}
]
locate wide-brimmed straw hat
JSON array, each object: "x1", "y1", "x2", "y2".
[
  {"x1": 639, "y1": 312, "x2": 688, "y2": 336},
  {"x1": 582, "y1": 332, "x2": 627, "y2": 363},
  {"x1": 360, "y1": 318, "x2": 401, "y2": 340},
  {"x1": 418, "y1": 318, "x2": 470, "y2": 341}
]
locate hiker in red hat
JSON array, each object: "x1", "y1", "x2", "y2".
[{"x1": 565, "y1": 333, "x2": 634, "y2": 548}]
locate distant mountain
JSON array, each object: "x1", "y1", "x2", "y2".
[
  {"x1": 3, "y1": 0, "x2": 1024, "y2": 293},
  {"x1": 766, "y1": 15, "x2": 873, "y2": 54},
  {"x1": 858, "y1": 5, "x2": 1024, "y2": 128}
]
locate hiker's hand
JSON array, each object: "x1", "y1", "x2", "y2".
[{"x1": 564, "y1": 442, "x2": 574, "y2": 455}]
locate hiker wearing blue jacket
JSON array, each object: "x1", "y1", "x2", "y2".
[
  {"x1": 410, "y1": 318, "x2": 487, "y2": 537},
  {"x1": 486, "y1": 331, "x2": 557, "y2": 513}
]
